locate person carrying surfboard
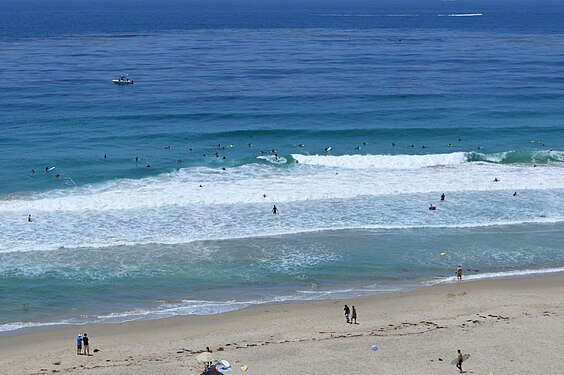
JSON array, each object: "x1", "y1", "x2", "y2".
[{"x1": 456, "y1": 349, "x2": 464, "y2": 372}]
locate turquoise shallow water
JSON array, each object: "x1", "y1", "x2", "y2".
[{"x1": 1, "y1": 0, "x2": 564, "y2": 333}]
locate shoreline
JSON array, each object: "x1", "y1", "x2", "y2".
[
  {"x1": 1, "y1": 273, "x2": 562, "y2": 374},
  {"x1": 2, "y1": 267, "x2": 563, "y2": 338}
]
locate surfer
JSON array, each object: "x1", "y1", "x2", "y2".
[
  {"x1": 135, "y1": 156, "x2": 139, "y2": 162},
  {"x1": 272, "y1": 205, "x2": 278, "y2": 214},
  {"x1": 457, "y1": 265, "x2": 463, "y2": 282},
  {"x1": 513, "y1": 191, "x2": 517, "y2": 196},
  {"x1": 429, "y1": 204, "x2": 436, "y2": 210},
  {"x1": 456, "y1": 350, "x2": 464, "y2": 372},
  {"x1": 440, "y1": 193, "x2": 445, "y2": 201},
  {"x1": 45, "y1": 166, "x2": 49, "y2": 172}
]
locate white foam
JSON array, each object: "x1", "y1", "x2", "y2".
[
  {"x1": 1, "y1": 153, "x2": 563, "y2": 253},
  {"x1": 424, "y1": 267, "x2": 564, "y2": 286},
  {"x1": 292, "y1": 152, "x2": 467, "y2": 169},
  {"x1": 439, "y1": 13, "x2": 483, "y2": 17}
]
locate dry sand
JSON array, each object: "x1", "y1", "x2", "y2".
[{"x1": 1, "y1": 274, "x2": 563, "y2": 375}]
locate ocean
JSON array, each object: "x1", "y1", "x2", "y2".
[{"x1": 1, "y1": 0, "x2": 563, "y2": 334}]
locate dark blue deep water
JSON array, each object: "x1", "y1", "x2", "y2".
[{"x1": 0, "y1": 0, "x2": 563, "y2": 333}]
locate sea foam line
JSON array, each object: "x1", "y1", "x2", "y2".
[
  {"x1": 424, "y1": 267, "x2": 564, "y2": 286},
  {"x1": 438, "y1": 13, "x2": 483, "y2": 17},
  {"x1": 2, "y1": 267, "x2": 562, "y2": 334},
  {"x1": 1, "y1": 218, "x2": 562, "y2": 254}
]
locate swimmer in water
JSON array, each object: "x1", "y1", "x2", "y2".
[
  {"x1": 513, "y1": 192, "x2": 517, "y2": 196},
  {"x1": 494, "y1": 178, "x2": 499, "y2": 182},
  {"x1": 440, "y1": 193, "x2": 445, "y2": 201},
  {"x1": 146, "y1": 164, "x2": 151, "y2": 168},
  {"x1": 135, "y1": 156, "x2": 139, "y2": 162},
  {"x1": 263, "y1": 194, "x2": 267, "y2": 198},
  {"x1": 272, "y1": 205, "x2": 278, "y2": 214},
  {"x1": 104, "y1": 154, "x2": 107, "y2": 159},
  {"x1": 31, "y1": 169, "x2": 35, "y2": 174},
  {"x1": 429, "y1": 204, "x2": 436, "y2": 210},
  {"x1": 28, "y1": 215, "x2": 32, "y2": 222}
]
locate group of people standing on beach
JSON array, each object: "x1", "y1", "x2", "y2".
[
  {"x1": 343, "y1": 305, "x2": 357, "y2": 324},
  {"x1": 76, "y1": 333, "x2": 91, "y2": 356}
]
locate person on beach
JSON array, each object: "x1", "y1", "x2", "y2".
[
  {"x1": 456, "y1": 349, "x2": 464, "y2": 372},
  {"x1": 205, "y1": 346, "x2": 213, "y2": 353},
  {"x1": 82, "y1": 333, "x2": 90, "y2": 355},
  {"x1": 272, "y1": 205, "x2": 278, "y2": 214},
  {"x1": 76, "y1": 334, "x2": 82, "y2": 355},
  {"x1": 351, "y1": 305, "x2": 357, "y2": 324},
  {"x1": 440, "y1": 193, "x2": 445, "y2": 201},
  {"x1": 457, "y1": 265, "x2": 463, "y2": 282},
  {"x1": 344, "y1": 305, "x2": 350, "y2": 323}
]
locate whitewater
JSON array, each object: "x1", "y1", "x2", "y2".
[{"x1": 2, "y1": 152, "x2": 563, "y2": 254}]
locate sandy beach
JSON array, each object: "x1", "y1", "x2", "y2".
[{"x1": 1, "y1": 274, "x2": 562, "y2": 375}]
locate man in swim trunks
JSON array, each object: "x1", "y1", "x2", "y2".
[
  {"x1": 457, "y1": 265, "x2": 463, "y2": 282},
  {"x1": 344, "y1": 305, "x2": 350, "y2": 323},
  {"x1": 456, "y1": 349, "x2": 464, "y2": 372}
]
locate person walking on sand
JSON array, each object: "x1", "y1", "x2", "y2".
[
  {"x1": 272, "y1": 205, "x2": 278, "y2": 214},
  {"x1": 351, "y1": 305, "x2": 357, "y2": 324},
  {"x1": 82, "y1": 333, "x2": 90, "y2": 355},
  {"x1": 76, "y1": 334, "x2": 82, "y2": 355},
  {"x1": 456, "y1": 349, "x2": 464, "y2": 372},
  {"x1": 344, "y1": 305, "x2": 350, "y2": 323},
  {"x1": 457, "y1": 265, "x2": 463, "y2": 282}
]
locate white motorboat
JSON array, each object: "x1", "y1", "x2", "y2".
[{"x1": 112, "y1": 75, "x2": 134, "y2": 85}]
